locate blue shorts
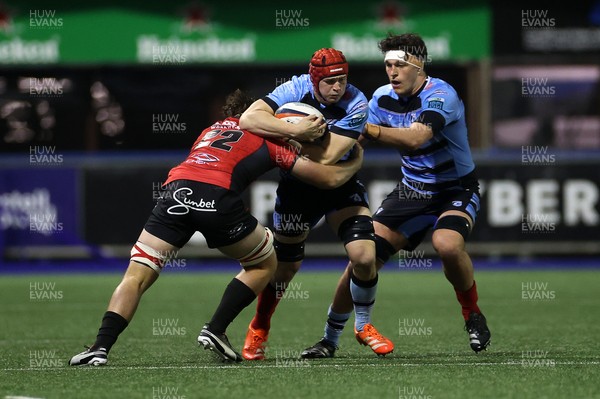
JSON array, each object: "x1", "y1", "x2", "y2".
[
  {"x1": 273, "y1": 175, "x2": 370, "y2": 237},
  {"x1": 373, "y1": 180, "x2": 480, "y2": 251}
]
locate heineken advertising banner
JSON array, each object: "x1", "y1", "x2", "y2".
[{"x1": 0, "y1": 0, "x2": 489, "y2": 64}]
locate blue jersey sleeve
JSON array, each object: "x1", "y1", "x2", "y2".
[
  {"x1": 328, "y1": 86, "x2": 368, "y2": 139},
  {"x1": 263, "y1": 75, "x2": 311, "y2": 112},
  {"x1": 418, "y1": 87, "x2": 462, "y2": 126}
]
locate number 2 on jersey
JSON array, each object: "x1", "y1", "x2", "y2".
[{"x1": 195, "y1": 129, "x2": 244, "y2": 152}]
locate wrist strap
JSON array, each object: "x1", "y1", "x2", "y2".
[{"x1": 365, "y1": 123, "x2": 381, "y2": 140}]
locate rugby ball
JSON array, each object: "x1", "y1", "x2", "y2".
[{"x1": 275, "y1": 102, "x2": 323, "y2": 124}]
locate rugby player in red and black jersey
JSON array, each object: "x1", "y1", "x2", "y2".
[{"x1": 69, "y1": 90, "x2": 363, "y2": 365}]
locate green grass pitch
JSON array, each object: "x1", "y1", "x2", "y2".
[{"x1": 1, "y1": 267, "x2": 599, "y2": 399}]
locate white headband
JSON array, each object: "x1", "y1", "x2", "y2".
[{"x1": 384, "y1": 50, "x2": 422, "y2": 69}]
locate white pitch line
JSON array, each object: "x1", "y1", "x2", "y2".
[
  {"x1": 4, "y1": 396, "x2": 46, "y2": 399},
  {"x1": 2, "y1": 360, "x2": 599, "y2": 371}
]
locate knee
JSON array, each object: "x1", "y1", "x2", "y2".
[
  {"x1": 120, "y1": 267, "x2": 154, "y2": 293},
  {"x1": 349, "y1": 245, "x2": 376, "y2": 275},
  {"x1": 432, "y1": 232, "x2": 462, "y2": 260}
]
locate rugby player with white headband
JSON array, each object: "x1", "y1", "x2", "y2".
[{"x1": 303, "y1": 33, "x2": 492, "y2": 358}]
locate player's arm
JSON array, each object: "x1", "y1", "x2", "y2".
[
  {"x1": 291, "y1": 144, "x2": 363, "y2": 189},
  {"x1": 363, "y1": 122, "x2": 432, "y2": 150},
  {"x1": 362, "y1": 107, "x2": 444, "y2": 150},
  {"x1": 301, "y1": 133, "x2": 356, "y2": 165},
  {"x1": 239, "y1": 99, "x2": 326, "y2": 142}
]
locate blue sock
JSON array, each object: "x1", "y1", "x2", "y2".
[
  {"x1": 322, "y1": 305, "x2": 351, "y2": 347},
  {"x1": 350, "y1": 272, "x2": 378, "y2": 332}
]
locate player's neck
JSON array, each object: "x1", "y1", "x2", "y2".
[{"x1": 410, "y1": 75, "x2": 428, "y2": 96}]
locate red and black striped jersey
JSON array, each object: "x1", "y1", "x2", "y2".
[{"x1": 164, "y1": 117, "x2": 299, "y2": 192}]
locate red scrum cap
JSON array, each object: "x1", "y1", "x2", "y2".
[{"x1": 309, "y1": 48, "x2": 348, "y2": 92}]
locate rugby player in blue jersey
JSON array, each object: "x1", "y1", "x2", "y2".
[
  {"x1": 239, "y1": 48, "x2": 394, "y2": 360},
  {"x1": 302, "y1": 34, "x2": 491, "y2": 357}
]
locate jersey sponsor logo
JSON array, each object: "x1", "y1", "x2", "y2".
[
  {"x1": 187, "y1": 153, "x2": 220, "y2": 164},
  {"x1": 348, "y1": 112, "x2": 367, "y2": 128},
  {"x1": 167, "y1": 187, "x2": 217, "y2": 215},
  {"x1": 427, "y1": 100, "x2": 443, "y2": 110},
  {"x1": 427, "y1": 97, "x2": 445, "y2": 110}
]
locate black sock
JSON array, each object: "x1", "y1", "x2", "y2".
[
  {"x1": 350, "y1": 271, "x2": 378, "y2": 287},
  {"x1": 207, "y1": 278, "x2": 257, "y2": 335},
  {"x1": 93, "y1": 311, "x2": 128, "y2": 352}
]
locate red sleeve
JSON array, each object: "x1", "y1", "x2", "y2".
[{"x1": 265, "y1": 139, "x2": 300, "y2": 171}]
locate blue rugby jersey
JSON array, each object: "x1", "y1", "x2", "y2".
[
  {"x1": 262, "y1": 74, "x2": 368, "y2": 161},
  {"x1": 368, "y1": 77, "x2": 476, "y2": 194}
]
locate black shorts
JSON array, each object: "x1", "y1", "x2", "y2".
[
  {"x1": 373, "y1": 181, "x2": 481, "y2": 250},
  {"x1": 144, "y1": 180, "x2": 258, "y2": 248},
  {"x1": 273, "y1": 175, "x2": 370, "y2": 237}
]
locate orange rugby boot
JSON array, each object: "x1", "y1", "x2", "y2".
[
  {"x1": 354, "y1": 323, "x2": 394, "y2": 356},
  {"x1": 242, "y1": 324, "x2": 269, "y2": 360}
]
